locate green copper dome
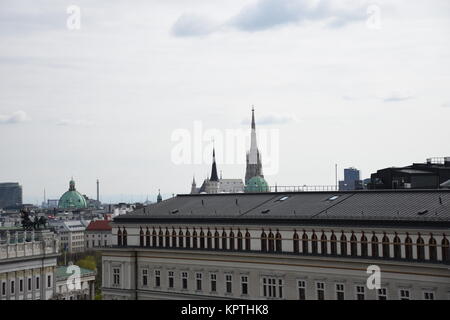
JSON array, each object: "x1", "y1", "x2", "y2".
[
  {"x1": 244, "y1": 176, "x2": 269, "y2": 193},
  {"x1": 58, "y1": 179, "x2": 87, "y2": 210}
]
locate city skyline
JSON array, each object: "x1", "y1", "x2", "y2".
[{"x1": 1, "y1": 0, "x2": 449, "y2": 203}]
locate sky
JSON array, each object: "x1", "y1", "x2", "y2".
[{"x1": 0, "y1": 0, "x2": 449, "y2": 204}]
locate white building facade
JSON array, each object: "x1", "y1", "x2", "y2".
[
  {"x1": 102, "y1": 191, "x2": 450, "y2": 300},
  {"x1": 0, "y1": 228, "x2": 59, "y2": 300}
]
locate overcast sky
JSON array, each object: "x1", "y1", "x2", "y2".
[{"x1": 1, "y1": 0, "x2": 449, "y2": 204}]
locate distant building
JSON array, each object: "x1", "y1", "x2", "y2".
[
  {"x1": 49, "y1": 220, "x2": 87, "y2": 254},
  {"x1": 339, "y1": 168, "x2": 363, "y2": 191},
  {"x1": 54, "y1": 265, "x2": 96, "y2": 300},
  {"x1": 191, "y1": 148, "x2": 244, "y2": 194},
  {"x1": 369, "y1": 157, "x2": 450, "y2": 190},
  {"x1": 58, "y1": 179, "x2": 88, "y2": 210},
  {"x1": 0, "y1": 183, "x2": 22, "y2": 210},
  {"x1": 85, "y1": 220, "x2": 112, "y2": 249},
  {"x1": 245, "y1": 108, "x2": 264, "y2": 185}
]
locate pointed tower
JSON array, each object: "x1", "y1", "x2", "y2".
[
  {"x1": 210, "y1": 147, "x2": 219, "y2": 182},
  {"x1": 191, "y1": 176, "x2": 197, "y2": 194},
  {"x1": 157, "y1": 189, "x2": 162, "y2": 203},
  {"x1": 245, "y1": 107, "x2": 264, "y2": 184}
]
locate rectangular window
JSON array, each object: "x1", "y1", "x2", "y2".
[
  {"x1": 399, "y1": 289, "x2": 410, "y2": 300},
  {"x1": 10, "y1": 280, "x2": 15, "y2": 295},
  {"x1": 142, "y1": 269, "x2": 148, "y2": 286},
  {"x1": 225, "y1": 274, "x2": 233, "y2": 294},
  {"x1": 181, "y1": 272, "x2": 188, "y2": 290},
  {"x1": 316, "y1": 282, "x2": 325, "y2": 300},
  {"x1": 210, "y1": 274, "x2": 217, "y2": 292},
  {"x1": 298, "y1": 280, "x2": 306, "y2": 300},
  {"x1": 47, "y1": 275, "x2": 52, "y2": 288},
  {"x1": 2, "y1": 282, "x2": 5, "y2": 296},
  {"x1": 377, "y1": 288, "x2": 387, "y2": 300},
  {"x1": 168, "y1": 271, "x2": 174, "y2": 288},
  {"x1": 356, "y1": 286, "x2": 365, "y2": 300},
  {"x1": 36, "y1": 277, "x2": 40, "y2": 290},
  {"x1": 423, "y1": 291, "x2": 434, "y2": 300},
  {"x1": 19, "y1": 279, "x2": 23, "y2": 292},
  {"x1": 28, "y1": 278, "x2": 32, "y2": 291},
  {"x1": 262, "y1": 277, "x2": 282, "y2": 298},
  {"x1": 335, "y1": 283, "x2": 345, "y2": 300},
  {"x1": 241, "y1": 276, "x2": 248, "y2": 295},
  {"x1": 154, "y1": 270, "x2": 161, "y2": 287},
  {"x1": 113, "y1": 268, "x2": 120, "y2": 286},
  {"x1": 196, "y1": 273, "x2": 203, "y2": 291}
]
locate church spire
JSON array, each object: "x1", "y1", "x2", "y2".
[
  {"x1": 251, "y1": 106, "x2": 255, "y2": 130},
  {"x1": 210, "y1": 145, "x2": 219, "y2": 182},
  {"x1": 245, "y1": 107, "x2": 264, "y2": 184}
]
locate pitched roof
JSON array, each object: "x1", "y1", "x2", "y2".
[
  {"x1": 86, "y1": 220, "x2": 111, "y2": 231},
  {"x1": 114, "y1": 190, "x2": 450, "y2": 227}
]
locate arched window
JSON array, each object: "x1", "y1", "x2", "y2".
[
  {"x1": 361, "y1": 232, "x2": 368, "y2": 257},
  {"x1": 152, "y1": 228, "x2": 157, "y2": 247},
  {"x1": 117, "y1": 227, "x2": 122, "y2": 246},
  {"x1": 261, "y1": 230, "x2": 268, "y2": 252},
  {"x1": 350, "y1": 232, "x2": 357, "y2": 257},
  {"x1": 293, "y1": 230, "x2": 299, "y2": 254},
  {"x1": 178, "y1": 228, "x2": 184, "y2": 247},
  {"x1": 429, "y1": 235, "x2": 437, "y2": 261},
  {"x1": 221, "y1": 229, "x2": 227, "y2": 250},
  {"x1": 330, "y1": 231, "x2": 337, "y2": 255},
  {"x1": 165, "y1": 228, "x2": 170, "y2": 248},
  {"x1": 393, "y1": 234, "x2": 401, "y2": 259},
  {"x1": 139, "y1": 227, "x2": 144, "y2": 247},
  {"x1": 245, "y1": 229, "x2": 251, "y2": 251},
  {"x1": 158, "y1": 228, "x2": 164, "y2": 247},
  {"x1": 199, "y1": 228, "x2": 205, "y2": 249},
  {"x1": 122, "y1": 227, "x2": 127, "y2": 246},
  {"x1": 371, "y1": 233, "x2": 379, "y2": 257},
  {"x1": 405, "y1": 234, "x2": 412, "y2": 260},
  {"x1": 268, "y1": 230, "x2": 275, "y2": 252},
  {"x1": 275, "y1": 230, "x2": 282, "y2": 252},
  {"x1": 340, "y1": 232, "x2": 347, "y2": 256},
  {"x1": 320, "y1": 231, "x2": 327, "y2": 255},
  {"x1": 207, "y1": 228, "x2": 212, "y2": 249},
  {"x1": 185, "y1": 229, "x2": 191, "y2": 248},
  {"x1": 146, "y1": 227, "x2": 150, "y2": 247},
  {"x1": 192, "y1": 228, "x2": 198, "y2": 249},
  {"x1": 382, "y1": 233, "x2": 390, "y2": 258},
  {"x1": 229, "y1": 229, "x2": 235, "y2": 250},
  {"x1": 214, "y1": 228, "x2": 220, "y2": 250},
  {"x1": 302, "y1": 231, "x2": 309, "y2": 254},
  {"x1": 442, "y1": 236, "x2": 449, "y2": 263},
  {"x1": 172, "y1": 228, "x2": 177, "y2": 248},
  {"x1": 311, "y1": 231, "x2": 318, "y2": 254},
  {"x1": 417, "y1": 234, "x2": 425, "y2": 260},
  {"x1": 237, "y1": 229, "x2": 243, "y2": 251}
]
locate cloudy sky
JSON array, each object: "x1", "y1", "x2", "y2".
[{"x1": 0, "y1": 0, "x2": 449, "y2": 204}]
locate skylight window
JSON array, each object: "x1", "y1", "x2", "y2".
[
  {"x1": 327, "y1": 195, "x2": 340, "y2": 201},
  {"x1": 278, "y1": 196, "x2": 289, "y2": 202},
  {"x1": 261, "y1": 209, "x2": 270, "y2": 214}
]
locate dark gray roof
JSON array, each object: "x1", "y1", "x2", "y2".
[{"x1": 114, "y1": 190, "x2": 450, "y2": 227}]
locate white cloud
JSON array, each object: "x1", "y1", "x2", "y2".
[
  {"x1": 171, "y1": 13, "x2": 218, "y2": 37},
  {"x1": 442, "y1": 102, "x2": 450, "y2": 108},
  {"x1": 171, "y1": 0, "x2": 369, "y2": 37},
  {"x1": 0, "y1": 110, "x2": 30, "y2": 124},
  {"x1": 56, "y1": 119, "x2": 94, "y2": 127},
  {"x1": 382, "y1": 92, "x2": 414, "y2": 103}
]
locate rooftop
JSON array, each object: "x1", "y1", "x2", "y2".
[
  {"x1": 114, "y1": 190, "x2": 450, "y2": 227},
  {"x1": 86, "y1": 220, "x2": 112, "y2": 231}
]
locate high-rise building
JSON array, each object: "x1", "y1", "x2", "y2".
[
  {"x1": 0, "y1": 182, "x2": 23, "y2": 209},
  {"x1": 339, "y1": 168, "x2": 362, "y2": 191}
]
